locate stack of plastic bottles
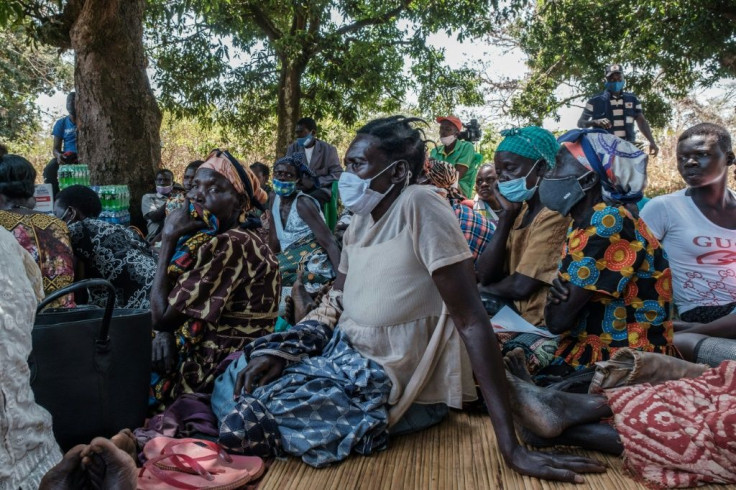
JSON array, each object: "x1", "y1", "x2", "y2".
[
  {"x1": 58, "y1": 164, "x2": 91, "y2": 189},
  {"x1": 91, "y1": 185, "x2": 131, "y2": 225}
]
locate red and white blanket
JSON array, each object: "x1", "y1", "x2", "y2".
[{"x1": 606, "y1": 360, "x2": 736, "y2": 488}]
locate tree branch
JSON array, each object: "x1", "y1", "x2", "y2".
[
  {"x1": 244, "y1": 4, "x2": 282, "y2": 42},
  {"x1": 334, "y1": 0, "x2": 412, "y2": 37}
]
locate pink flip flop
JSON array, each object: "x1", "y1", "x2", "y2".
[{"x1": 140, "y1": 437, "x2": 264, "y2": 488}]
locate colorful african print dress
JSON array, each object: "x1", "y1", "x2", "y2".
[
  {"x1": 152, "y1": 227, "x2": 281, "y2": 410},
  {"x1": 0, "y1": 210, "x2": 75, "y2": 307},
  {"x1": 553, "y1": 202, "x2": 675, "y2": 369}
]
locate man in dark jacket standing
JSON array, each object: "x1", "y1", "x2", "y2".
[{"x1": 578, "y1": 64, "x2": 659, "y2": 156}]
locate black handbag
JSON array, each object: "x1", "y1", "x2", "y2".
[{"x1": 30, "y1": 279, "x2": 152, "y2": 450}]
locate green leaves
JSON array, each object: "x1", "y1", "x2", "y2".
[
  {"x1": 0, "y1": 26, "x2": 73, "y2": 140},
  {"x1": 507, "y1": 0, "x2": 736, "y2": 128},
  {"x1": 146, "y1": 0, "x2": 496, "y2": 146}
]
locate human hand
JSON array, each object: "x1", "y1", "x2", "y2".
[
  {"x1": 592, "y1": 118, "x2": 612, "y2": 129},
  {"x1": 161, "y1": 198, "x2": 206, "y2": 242},
  {"x1": 234, "y1": 355, "x2": 286, "y2": 397},
  {"x1": 508, "y1": 446, "x2": 606, "y2": 483},
  {"x1": 493, "y1": 183, "x2": 522, "y2": 217},
  {"x1": 152, "y1": 331, "x2": 178, "y2": 374},
  {"x1": 261, "y1": 209, "x2": 271, "y2": 232},
  {"x1": 548, "y1": 277, "x2": 570, "y2": 304},
  {"x1": 649, "y1": 143, "x2": 659, "y2": 157}
]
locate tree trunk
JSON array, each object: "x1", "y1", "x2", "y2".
[
  {"x1": 69, "y1": 0, "x2": 161, "y2": 227},
  {"x1": 275, "y1": 58, "x2": 305, "y2": 158}
]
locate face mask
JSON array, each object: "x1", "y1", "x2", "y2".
[
  {"x1": 59, "y1": 207, "x2": 74, "y2": 224},
  {"x1": 497, "y1": 160, "x2": 542, "y2": 203},
  {"x1": 273, "y1": 179, "x2": 297, "y2": 197},
  {"x1": 297, "y1": 133, "x2": 314, "y2": 147},
  {"x1": 539, "y1": 171, "x2": 593, "y2": 216},
  {"x1": 339, "y1": 161, "x2": 400, "y2": 216},
  {"x1": 440, "y1": 135, "x2": 457, "y2": 147},
  {"x1": 156, "y1": 185, "x2": 174, "y2": 195},
  {"x1": 605, "y1": 80, "x2": 625, "y2": 93}
]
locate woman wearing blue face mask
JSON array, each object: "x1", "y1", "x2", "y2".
[
  {"x1": 265, "y1": 153, "x2": 340, "y2": 312},
  {"x1": 476, "y1": 127, "x2": 571, "y2": 374}
]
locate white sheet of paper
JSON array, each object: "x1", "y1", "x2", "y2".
[{"x1": 490, "y1": 306, "x2": 557, "y2": 338}]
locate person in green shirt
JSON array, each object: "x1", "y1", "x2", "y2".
[{"x1": 430, "y1": 116, "x2": 478, "y2": 198}]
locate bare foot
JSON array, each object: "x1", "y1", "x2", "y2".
[
  {"x1": 39, "y1": 445, "x2": 89, "y2": 490},
  {"x1": 504, "y1": 347, "x2": 533, "y2": 382},
  {"x1": 81, "y1": 438, "x2": 137, "y2": 490},
  {"x1": 505, "y1": 372, "x2": 570, "y2": 439},
  {"x1": 110, "y1": 429, "x2": 138, "y2": 461},
  {"x1": 519, "y1": 426, "x2": 556, "y2": 448}
]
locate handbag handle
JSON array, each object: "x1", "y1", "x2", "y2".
[{"x1": 36, "y1": 279, "x2": 116, "y2": 343}]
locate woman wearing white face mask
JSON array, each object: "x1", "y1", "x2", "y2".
[
  {"x1": 213, "y1": 116, "x2": 604, "y2": 481},
  {"x1": 429, "y1": 115, "x2": 478, "y2": 198}
]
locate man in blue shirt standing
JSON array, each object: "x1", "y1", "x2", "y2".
[
  {"x1": 44, "y1": 92, "x2": 78, "y2": 195},
  {"x1": 578, "y1": 64, "x2": 659, "y2": 156}
]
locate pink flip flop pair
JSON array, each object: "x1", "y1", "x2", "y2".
[{"x1": 138, "y1": 437, "x2": 264, "y2": 489}]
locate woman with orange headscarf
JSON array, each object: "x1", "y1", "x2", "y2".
[{"x1": 149, "y1": 149, "x2": 281, "y2": 411}]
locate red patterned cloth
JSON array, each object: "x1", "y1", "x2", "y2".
[{"x1": 605, "y1": 361, "x2": 736, "y2": 488}]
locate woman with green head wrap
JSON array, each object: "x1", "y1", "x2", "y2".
[{"x1": 476, "y1": 127, "x2": 571, "y2": 373}]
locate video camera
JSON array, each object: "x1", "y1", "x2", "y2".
[{"x1": 458, "y1": 119, "x2": 482, "y2": 142}]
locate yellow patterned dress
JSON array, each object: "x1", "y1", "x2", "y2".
[
  {"x1": 0, "y1": 210, "x2": 75, "y2": 307},
  {"x1": 152, "y1": 227, "x2": 281, "y2": 410},
  {"x1": 553, "y1": 203, "x2": 675, "y2": 369}
]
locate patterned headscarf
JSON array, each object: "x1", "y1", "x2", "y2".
[
  {"x1": 558, "y1": 129, "x2": 648, "y2": 204},
  {"x1": 200, "y1": 149, "x2": 268, "y2": 211},
  {"x1": 425, "y1": 158, "x2": 467, "y2": 200},
  {"x1": 496, "y1": 126, "x2": 560, "y2": 169},
  {"x1": 426, "y1": 159, "x2": 458, "y2": 189}
]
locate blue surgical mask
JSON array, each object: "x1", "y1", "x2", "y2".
[
  {"x1": 297, "y1": 133, "x2": 313, "y2": 147},
  {"x1": 273, "y1": 179, "x2": 297, "y2": 196},
  {"x1": 497, "y1": 160, "x2": 542, "y2": 203},
  {"x1": 605, "y1": 80, "x2": 625, "y2": 93}
]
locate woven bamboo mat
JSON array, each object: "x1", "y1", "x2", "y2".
[{"x1": 259, "y1": 410, "x2": 724, "y2": 490}]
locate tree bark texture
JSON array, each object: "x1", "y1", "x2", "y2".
[
  {"x1": 275, "y1": 59, "x2": 305, "y2": 158},
  {"x1": 69, "y1": 0, "x2": 161, "y2": 227}
]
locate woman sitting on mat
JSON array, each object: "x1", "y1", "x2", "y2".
[
  {"x1": 475, "y1": 127, "x2": 569, "y2": 373},
  {"x1": 54, "y1": 185, "x2": 156, "y2": 310},
  {"x1": 0, "y1": 153, "x2": 75, "y2": 307},
  {"x1": 542, "y1": 129, "x2": 674, "y2": 373},
  {"x1": 150, "y1": 149, "x2": 281, "y2": 411},
  {"x1": 640, "y1": 123, "x2": 736, "y2": 324},
  {"x1": 212, "y1": 116, "x2": 604, "y2": 481},
  {"x1": 265, "y1": 153, "x2": 340, "y2": 308}
]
